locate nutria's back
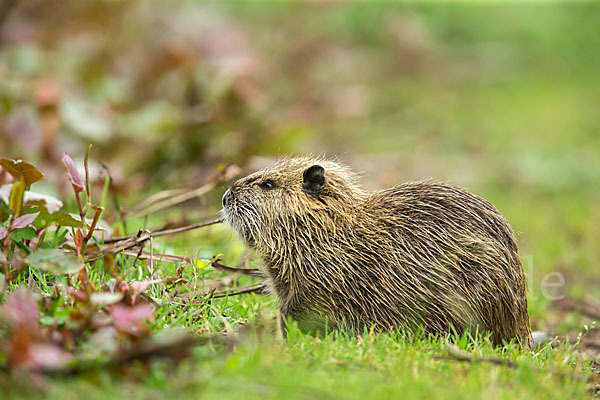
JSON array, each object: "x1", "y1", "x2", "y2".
[{"x1": 222, "y1": 157, "x2": 532, "y2": 347}]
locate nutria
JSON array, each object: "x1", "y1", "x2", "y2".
[{"x1": 221, "y1": 157, "x2": 532, "y2": 347}]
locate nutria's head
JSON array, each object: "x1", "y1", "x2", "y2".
[{"x1": 221, "y1": 157, "x2": 366, "y2": 256}]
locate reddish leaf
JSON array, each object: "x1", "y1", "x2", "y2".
[
  {"x1": 0, "y1": 159, "x2": 45, "y2": 187},
  {"x1": 8, "y1": 329, "x2": 33, "y2": 369},
  {"x1": 74, "y1": 229, "x2": 84, "y2": 256},
  {"x1": 0, "y1": 227, "x2": 7, "y2": 240},
  {"x1": 5, "y1": 107, "x2": 42, "y2": 150},
  {"x1": 78, "y1": 265, "x2": 96, "y2": 292},
  {"x1": 2, "y1": 288, "x2": 39, "y2": 330},
  {"x1": 129, "y1": 277, "x2": 179, "y2": 303},
  {"x1": 129, "y1": 280, "x2": 151, "y2": 296},
  {"x1": 61, "y1": 153, "x2": 85, "y2": 192},
  {"x1": 66, "y1": 287, "x2": 88, "y2": 303},
  {"x1": 29, "y1": 343, "x2": 72, "y2": 370},
  {"x1": 111, "y1": 303, "x2": 153, "y2": 336},
  {"x1": 12, "y1": 212, "x2": 40, "y2": 229}
]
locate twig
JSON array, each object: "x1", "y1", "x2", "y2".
[
  {"x1": 128, "y1": 165, "x2": 240, "y2": 218},
  {"x1": 131, "y1": 188, "x2": 186, "y2": 213},
  {"x1": 211, "y1": 259, "x2": 264, "y2": 278},
  {"x1": 130, "y1": 182, "x2": 215, "y2": 218},
  {"x1": 433, "y1": 344, "x2": 518, "y2": 367},
  {"x1": 209, "y1": 282, "x2": 267, "y2": 299},
  {"x1": 553, "y1": 297, "x2": 600, "y2": 320},
  {"x1": 85, "y1": 218, "x2": 222, "y2": 262},
  {"x1": 102, "y1": 218, "x2": 223, "y2": 244},
  {"x1": 433, "y1": 344, "x2": 592, "y2": 382},
  {"x1": 85, "y1": 230, "x2": 151, "y2": 263},
  {"x1": 122, "y1": 249, "x2": 191, "y2": 264}
]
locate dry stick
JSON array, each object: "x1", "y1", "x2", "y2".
[
  {"x1": 189, "y1": 283, "x2": 267, "y2": 307},
  {"x1": 209, "y1": 282, "x2": 267, "y2": 299},
  {"x1": 553, "y1": 297, "x2": 600, "y2": 320},
  {"x1": 129, "y1": 188, "x2": 185, "y2": 214},
  {"x1": 119, "y1": 251, "x2": 264, "y2": 280},
  {"x1": 211, "y1": 259, "x2": 264, "y2": 278},
  {"x1": 85, "y1": 231, "x2": 151, "y2": 263},
  {"x1": 433, "y1": 344, "x2": 592, "y2": 382},
  {"x1": 130, "y1": 181, "x2": 216, "y2": 218},
  {"x1": 122, "y1": 249, "x2": 191, "y2": 264},
  {"x1": 102, "y1": 218, "x2": 223, "y2": 244},
  {"x1": 128, "y1": 165, "x2": 240, "y2": 218}
]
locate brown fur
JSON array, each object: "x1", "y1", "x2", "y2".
[{"x1": 222, "y1": 157, "x2": 532, "y2": 347}]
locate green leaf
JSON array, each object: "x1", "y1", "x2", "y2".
[
  {"x1": 39, "y1": 315, "x2": 70, "y2": 326},
  {"x1": 24, "y1": 249, "x2": 84, "y2": 275},
  {"x1": 10, "y1": 226, "x2": 36, "y2": 242},
  {"x1": 9, "y1": 179, "x2": 24, "y2": 215},
  {"x1": 0, "y1": 196, "x2": 10, "y2": 223},
  {"x1": 24, "y1": 201, "x2": 83, "y2": 229}
]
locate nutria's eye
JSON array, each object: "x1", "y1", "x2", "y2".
[{"x1": 259, "y1": 180, "x2": 276, "y2": 191}]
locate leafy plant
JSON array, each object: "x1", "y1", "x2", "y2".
[{"x1": 0, "y1": 150, "x2": 242, "y2": 380}]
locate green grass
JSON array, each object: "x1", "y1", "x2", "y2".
[
  {"x1": 19, "y1": 304, "x2": 596, "y2": 400},
  {"x1": 36, "y1": 334, "x2": 592, "y2": 400},
  {"x1": 2, "y1": 221, "x2": 593, "y2": 400}
]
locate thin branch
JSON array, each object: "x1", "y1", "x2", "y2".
[
  {"x1": 433, "y1": 344, "x2": 518, "y2": 367},
  {"x1": 129, "y1": 182, "x2": 215, "y2": 218},
  {"x1": 85, "y1": 230, "x2": 151, "y2": 263},
  {"x1": 122, "y1": 249, "x2": 192, "y2": 264},
  {"x1": 208, "y1": 282, "x2": 267, "y2": 299},
  {"x1": 433, "y1": 344, "x2": 592, "y2": 382},
  {"x1": 102, "y1": 218, "x2": 223, "y2": 244},
  {"x1": 553, "y1": 297, "x2": 600, "y2": 320},
  {"x1": 211, "y1": 259, "x2": 264, "y2": 278},
  {"x1": 128, "y1": 165, "x2": 240, "y2": 218},
  {"x1": 130, "y1": 188, "x2": 186, "y2": 215}
]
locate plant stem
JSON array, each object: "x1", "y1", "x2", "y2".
[
  {"x1": 83, "y1": 207, "x2": 102, "y2": 244},
  {"x1": 74, "y1": 188, "x2": 85, "y2": 227}
]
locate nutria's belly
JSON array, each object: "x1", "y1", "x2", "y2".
[{"x1": 272, "y1": 254, "x2": 531, "y2": 347}]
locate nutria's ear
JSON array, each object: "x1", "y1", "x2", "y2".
[{"x1": 302, "y1": 165, "x2": 326, "y2": 194}]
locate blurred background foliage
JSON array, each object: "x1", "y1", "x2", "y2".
[{"x1": 1, "y1": 0, "x2": 599, "y2": 327}]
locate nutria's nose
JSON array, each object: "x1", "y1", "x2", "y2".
[{"x1": 222, "y1": 189, "x2": 233, "y2": 207}]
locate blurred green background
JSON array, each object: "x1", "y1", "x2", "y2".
[{"x1": 1, "y1": 0, "x2": 599, "y2": 332}]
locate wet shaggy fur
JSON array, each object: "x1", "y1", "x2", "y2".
[{"x1": 221, "y1": 157, "x2": 532, "y2": 347}]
